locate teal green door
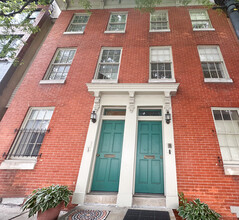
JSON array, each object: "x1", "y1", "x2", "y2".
[
  {"x1": 92, "y1": 120, "x2": 125, "y2": 192},
  {"x1": 135, "y1": 121, "x2": 164, "y2": 194}
]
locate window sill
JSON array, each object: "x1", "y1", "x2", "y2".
[
  {"x1": 39, "y1": 79, "x2": 66, "y2": 84},
  {"x1": 63, "y1": 31, "x2": 84, "y2": 35},
  {"x1": 149, "y1": 29, "x2": 170, "y2": 33},
  {"x1": 193, "y1": 28, "x2": 215, "y2": 31},
  {"x1": 204, "y1": 78, "x2": 233, "y2": 83},
  {"x1": 104, "y1": 30, "x2": 126, "y2": 34},
  {"x1": 91, "y1": 79, "x2": 118, "y2": 84},
  {"x1": 0, "y1": 158, "x2": 37, "y2": 170},
  {"x1": 223, "y1": 164, "x2": 239, "y2": 175},
  {"x1": 148, "y1": 79, "x2": 176, "y2": 83}
]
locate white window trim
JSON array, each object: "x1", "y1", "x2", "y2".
[
  {"x1": 148, "y1": 46, "x2": 175, "y2": 83},
  {"x1": 42, "y1": 48, "x2": 76, "y2": 82},
  {"x1": 104, "y1": 12, "x2": 128, "y2": 34},
  {"x1": 64, "y1": 13, "x2": 90, "y2": 34},
  {"x1": 189, "y1": 10, "x2": 214, "y2": 31},
  {"x1": 198, "y1": 45, "x2": 231, "y2": 82},
  {"x1": 92, "y1": 47, "x2": 122, "y2": 83},
  {"x1": 0, "y1": 107, "x2": 54, "y2": 170},
  {"x1": 204, "y1": 78, "x2": 233, "y2": 83},
  {"x1": 39, "y1": 79, "x2": 66, "y2": 84},
  {"x1": 150, "y1": 10, "x2": 170, "y2": 32},
  {"x1": 211, "y1": 107, "x2": 239, "y2": 175}
]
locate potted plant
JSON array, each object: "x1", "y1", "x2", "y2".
[
  {"x1": 177, "y1": 192, "x2": 221, "y2": 220},
  {"x1": 22, "y1": 185, "x2": 73, "y2": 220}
]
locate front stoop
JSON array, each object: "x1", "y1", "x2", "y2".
[
  {"x1": 58, "y1": 204, "x2": 176, "y2": 220},
  {"x1": 59, "y1": 194, "x2": 176, "y2": 220}
]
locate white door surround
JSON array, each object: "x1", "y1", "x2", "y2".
[{"x1": 72, "y1": 83, "x2": 179, "y2": 209}]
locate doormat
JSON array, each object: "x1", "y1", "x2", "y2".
[
  {"x1": 67, "y1": 209, "x2": 110, "y2": 220},
  {"x1": 123, "y1": 209, "x2": 170, "y2": 220}
]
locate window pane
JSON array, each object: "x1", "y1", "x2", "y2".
[
  {"x1": 109, "y1": 24, "x2": 125, "y2": 31},
  {"x1": 110, "y1": 14, "x2": 126, "y2": 23},
  {"x1": 104, "y1": 109, "x2": 126, "y2": 115},
  {"x1": 139, "y1": 109, "x2": 162, "y2": 116},
  {"x1": 213, "y1": 110, "x2": 222, "y2": 120},
  {"x1": 222, "y1": 110, "x2": 231, "y2": 120}
]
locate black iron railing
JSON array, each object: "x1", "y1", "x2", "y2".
[{"x1": 3, "y1": 128, "x2": 49, "y2": 159}]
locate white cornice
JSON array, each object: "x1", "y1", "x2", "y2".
[{"x1": 87, "y1": 83, "x2": 180, "y2": 96}]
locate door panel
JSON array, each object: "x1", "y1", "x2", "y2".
[
  {"x1": 135, "y1": 121, "x2": 164, "y2": 194},
  {"x1": 92, "y1": 120, "x2": 124, "y2": 192}
]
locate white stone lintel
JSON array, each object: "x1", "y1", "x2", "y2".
[{"x1": 87, "y1": 83, "x2": 179, "y2": 96}]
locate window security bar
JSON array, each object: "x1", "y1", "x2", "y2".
[{"x1": 3, "y1": 128, "x2": 50, "y2": 159}]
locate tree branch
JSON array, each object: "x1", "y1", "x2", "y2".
[{"x1": 0, "y1": 0, "x2": 36, "y2": 17}]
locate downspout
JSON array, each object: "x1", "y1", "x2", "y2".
[{"x1": 214, "y1": 0, "x2": 239, "y2": 39}]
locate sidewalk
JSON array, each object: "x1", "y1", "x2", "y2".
[{"x1": 0, "y1": 199, "x2": 176, "y2": 220}]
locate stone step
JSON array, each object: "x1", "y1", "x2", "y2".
[
  {"x1": 84, "y1": 194, "x2": 117, "y2": 205},
  {"x1": 132, "y1": 196, "x2": 166, "y2": 208}
]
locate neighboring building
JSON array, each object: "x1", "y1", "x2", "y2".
[
  {"x1": 0, "y1": 0, "x2": 239, "y2": 219},
  {"x1": 0, "y1": 3, "x2": 60, "y2": 121}
]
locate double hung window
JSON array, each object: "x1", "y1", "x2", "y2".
[
  {"x1": 212, "y1": 109, "x2": 239, "y2": 174},
  {"x1": 7, "y1": 108, "x2": 54, "y2": 158},
  {"x1": 189, "y1": 10, "x2": 214, "y2": 30},
  {"x1": 93, "y1": 48, "x2": 122, "y2": 83},
  {"x1": 149, "y1": 47, "x2": 174, "y2": 82},
  {"x1": 42, "y1": 48, "x2": 76, "y2": 83},
  {"x1": 150, "y1": 11, "x2": 169, "y2": 32},
  {"x1": 105, "y1": 12, "x2": 127, "y2": 33},
  {"x1": 65, "y1": 14, "x2": 90, "y2": 33},
  {"x1": 198, "y1": 46, "x2": 231, "y2": 83}
]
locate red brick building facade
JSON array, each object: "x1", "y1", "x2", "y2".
[{"x1": 0, "y1": 2, "x2": 238, "y2": 219}]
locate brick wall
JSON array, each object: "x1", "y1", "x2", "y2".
[{"x1": 0, "y1": 6, "x2": 238, "y2": 219}]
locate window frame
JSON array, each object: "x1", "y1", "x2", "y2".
[
  {"x1": 64, "y1": 13, "x2": 90, "y2": 34},
  {"x1": 211, "y1": 107, "x2": 239, "y2": 175},
  {"x1": 92, "y1": 47, "x2": 123, "y2": 84},
  {"x1": 149, "y1": 10, "x2": 170, "y2": 32},
  {"x1": 197, "y1": 45, "x2": 232, "y2": 83},
  {"x1": 148, "y1": 46, "x2": 175, "y2": 83},
  {"x1": 189, "y1": 9, "x2": 215, "y2": 31},
  {"x1": 104, "y1": 12, "x2": 128, "y2": 34},
  {"x1": 40, "y1": 48, "x2": 76, "y2": 84},
  {"x1": 0, "y1": 107, "x2": 54, "y2": 170}
]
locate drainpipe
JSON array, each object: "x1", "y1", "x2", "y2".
[{"x1": 214, "y1": 0, "x2": 239, "y2": 39}]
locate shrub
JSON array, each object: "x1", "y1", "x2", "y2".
[
  {"x1": 22, "y1": 185, "x2": 73, "y2": 218},
  {"x1": 177, "y1": 192, "x2": 221, "y2": 220}
]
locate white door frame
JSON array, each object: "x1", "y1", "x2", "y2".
[{"x1": 72, "y1": 83, "x2": 179, "y2": 209}]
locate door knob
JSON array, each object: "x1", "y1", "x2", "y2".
[{"x1": 96, "y1": 154, "x2": 100, "y2": 157}]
